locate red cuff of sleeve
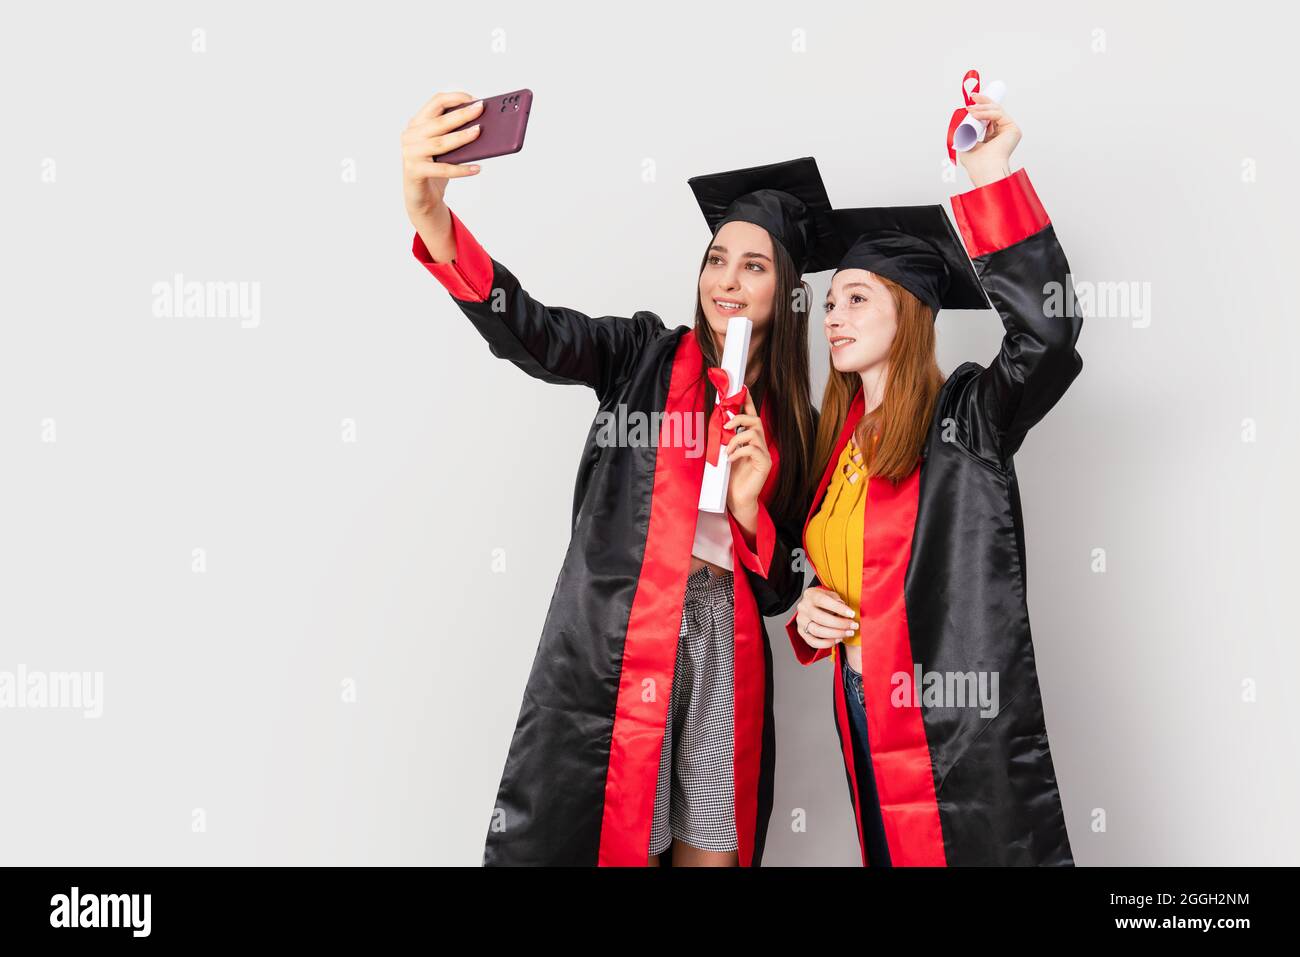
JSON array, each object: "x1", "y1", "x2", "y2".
[
  {"x1": 728, "y1": 503, "x2": 776, "y2": 578},
  {"x1": 411, "y1": 207, "x2": 495, "y2": 302},
  {"x1": 785, "y1": 609, "x2": 832, "y2": 665},
  {"x1": 949, "y1": 168, "x2": 1049, "y2": 259}
]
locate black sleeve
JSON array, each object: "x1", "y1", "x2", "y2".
[
  {"x1": 944, "y1": 175, "x2": 1083, "y2": 467},
  {"x1": 455, "y1": 259, "x2": 666, "y2": 404},
  {"x1": 742, "y1": 502, "x2": 809, "y2": 619},
  {"x1": 414, "y1": 212, "x2": 665, "y2": 403}
]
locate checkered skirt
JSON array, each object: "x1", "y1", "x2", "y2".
[{"x1": 649, "y1": 565, "x2": 738, "y2": 856}]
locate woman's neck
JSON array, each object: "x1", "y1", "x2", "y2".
[{"x1": 858, "y1": 362, "x2": 888, "y2": 414}]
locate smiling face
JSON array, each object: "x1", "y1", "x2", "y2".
[
  {"x1": 823, "y1": 268, "x2": 899, "y2": 374},
  {"x1": 698, "y1": 219, "x2": 778, "y2": 345}
]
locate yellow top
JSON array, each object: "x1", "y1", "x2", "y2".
[{"x1": 805, "y1": 435, "x2": 874, "y2": 647}]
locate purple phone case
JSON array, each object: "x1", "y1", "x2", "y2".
[{"x1": 437, "y1": 89, "x2": 532, "y2": 164}]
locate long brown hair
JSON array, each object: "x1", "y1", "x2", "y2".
[
  {"x1": 692, "y1": 236, "x2": 815, "y2": 521},
  {"x1": 811, "y1": 274, "x2": 944, "y2": 488}
]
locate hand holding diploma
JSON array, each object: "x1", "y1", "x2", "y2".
[
  {"x1": 957, "y1": 89, "x2": 1022, "y2": 187},
  {"x1": 721, "y1": 389, "x2": 771, "y2": 538},
  {"x1": 949, "y1": 75, "x2": 1006, "y2": 155},
  {"x1": 946, "y1": 70, "x2": 1021, "y2": 188},
  {"x1": 698, "y1": 316, "x2": 752, "y2": 512}
]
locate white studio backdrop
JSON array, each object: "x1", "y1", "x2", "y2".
[{"x1": 1, "y1": 0, "x2": 1296, "y2": 865}]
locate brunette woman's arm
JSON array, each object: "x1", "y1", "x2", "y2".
[
  {"x1": 730, "y1": 499, "x2": 809, "y2": 619},
  {"x1": 412, "y1": 206, "x2": 664, "y2": 400},
  {"x1": 722, "y1": 399, "x2": 813, "y2": 618},
  {"x1": 403, "y1": 91, "x2": 662, "y2": 401}
]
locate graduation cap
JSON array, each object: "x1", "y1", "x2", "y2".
[
  {"x1": 688, "y1": 157, "x2": 838, "y2": 274},
  {"x1": 828, "y1": 205, "x2": 989, "y2": 313}
]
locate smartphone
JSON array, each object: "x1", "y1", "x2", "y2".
[{"x1": 437, "y1": 89, "x2": 533, "y2": 164}]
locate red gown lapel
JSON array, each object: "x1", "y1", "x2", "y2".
[
  {"x1": 731, "y1": 393, "x2": 779, "y2": 866},
  {"x1": 857, "y1": 464, "x2": 945, "y2": 865},
  {"x1": 598, "y1": 331, "x2": 705, "y2": 865}
]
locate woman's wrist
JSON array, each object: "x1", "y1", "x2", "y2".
[
  {"x1": 412, "y1": 202, "x2": 456, "y2": 263},
  {"x1": 730, "y1": 500, "x2": 759, "y2": 547},
  {"x1": 965, "y1": 162, "x2": 1013, "y2": 190}
]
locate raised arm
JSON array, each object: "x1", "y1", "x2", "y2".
[
  {"x1": 402, "y1": 90, "x2": 663, "y2": 402},
  {"x1": 942, "y1": 90, "x2": 1082, "y2": 467},
  {"x1": 944, "y1": 169, "x2": 1083, "y2": 465}
]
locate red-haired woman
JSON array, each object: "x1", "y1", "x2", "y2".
[{"x1": 791, "y1": 92, "x2": 1079, "y2": 865}]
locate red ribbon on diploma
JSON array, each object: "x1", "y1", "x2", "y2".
[
  {"x1": 946, "y1": 68, "x2": 981, "y2": 165},
  {"x1": 704, "y1": 366, "x2": 749, "y2": 467}
]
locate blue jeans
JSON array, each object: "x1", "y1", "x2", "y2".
[{"x1": 842, "y1": 651, "x2": 892, "y2": 867}]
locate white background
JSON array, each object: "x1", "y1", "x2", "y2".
[{"x1": 1, "y1": 0, "x2": 1295, "y2": 865}]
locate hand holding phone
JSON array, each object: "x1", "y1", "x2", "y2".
[
  {"x1": 437, "y1": 89, "x2": 533, "y2": 164},
  {"x1": 402, "y1": 92, "x2": 485, "y2": 227},
  {"x1": 401, "y1": 89, "x2": 533, "y2": 259}
]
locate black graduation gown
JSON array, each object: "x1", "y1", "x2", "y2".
[
  {"x1": 413, "y1": 210, "x2": 810, "y2": 866},
  {"x1": 787, "y1": 168, "x2": 1080, "y2": 865}
]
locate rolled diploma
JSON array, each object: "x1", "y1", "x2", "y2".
[
  {"x1": 698, "y1": 315, "x2": 752, "y2": 513},
  {"x1": 951, "y1": 79, "x2": 1007, "y2": 154}
]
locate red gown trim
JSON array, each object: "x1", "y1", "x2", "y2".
[
  {"x1": 949, "y1": 168, "x2": 1049, "y2": 258},
  {"x1": 730, "y1": 400, "x2": 779, "y2": 866},
  {"x1": 728, "y1": 502, "x2": 776, "y2": 577},
  {"x1": 856, "y1": 465, "x2": 946, "y2": 865},
  {"x1": 410, "y1": 207, "x2": 495, "y2": 302},
  {"x1": 597, "y1": 331, "x2": 704, "y2": 865}
]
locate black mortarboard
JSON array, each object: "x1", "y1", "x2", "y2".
[
  {"x1": 688, "y1": 157, "x2": 838, "y2": 274},
  {"x1": 829, "y1": 205, "x2": 989, "y2": 312}
]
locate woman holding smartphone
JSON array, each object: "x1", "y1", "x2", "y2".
[
  {"x1": 791, "y1": 92, "x2": 1080, "y2": 865},
  {"x1": 402, "y1": 92, "x2": 831, "y2": 866}
]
